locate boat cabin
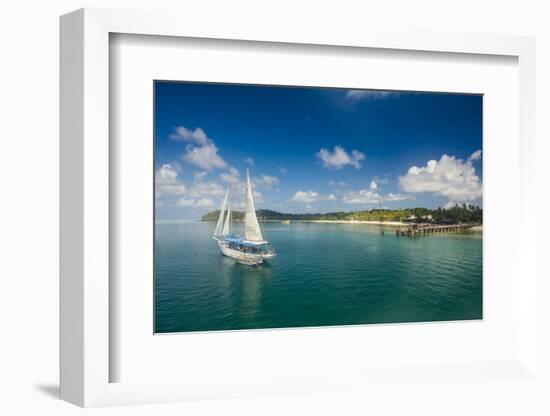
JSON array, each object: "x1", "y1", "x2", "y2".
[{"x1": 224, "y1": 236, "x2": 274, "y2": 255}]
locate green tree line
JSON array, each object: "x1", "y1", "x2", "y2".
[{"x1": 201, "y1": 204, "x2": 482, "y2": 224}]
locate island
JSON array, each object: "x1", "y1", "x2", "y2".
[{"x1": 202, "y1": 204, "x2": 482, "y2": 226}]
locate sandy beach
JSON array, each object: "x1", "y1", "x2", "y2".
[
  {"x1": 242, "y1": 219, "x2": 483, "y2": 230},
  {"x1": 298, "y1": 220, "x2": 406, "y2": 226},
  {"x1": 286, "y1": 220, "x2": 483, "y2": 231}
]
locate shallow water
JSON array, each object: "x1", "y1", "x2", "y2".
[{"x1": 154, "y1": 221, "x2": 482, "y2": 333}]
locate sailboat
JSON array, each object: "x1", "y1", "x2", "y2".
[{"x1": 213, "y1": 169, "x2": 276, "y2": 266}]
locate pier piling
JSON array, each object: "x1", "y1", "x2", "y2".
[{"x1": 396, "y1": 223, "x2": 477, "y2": 236}]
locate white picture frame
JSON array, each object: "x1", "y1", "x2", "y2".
[{"x1": 60, "y1": 7, "x2": 537, "y2": 407}]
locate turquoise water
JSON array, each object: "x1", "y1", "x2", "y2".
[{"x1": 155, "y1": 221, "x2": 482, "y2": 333}]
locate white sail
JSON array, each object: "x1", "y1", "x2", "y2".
[
  {"x1": 213, "y1": 189, "x2": 229, "y2": 238},
  {"x1": 222, "y1": 201, "x2": 232, "y2": 236},
  {"x1": 243, "y1": 169, "x2": 264, "y2": 241}
]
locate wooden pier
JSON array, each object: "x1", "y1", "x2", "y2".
[{"x1": 396, "y1": 223, "x2": 477, "y2": 236}]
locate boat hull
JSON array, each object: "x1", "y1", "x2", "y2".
[{"x1": 218, "y1": 242, "x2": 263, "y2": 266}]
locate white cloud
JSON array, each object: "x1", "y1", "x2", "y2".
[
  {"x1": 385, "y1": 193, "x2": 415, "y2": 202},
  {"x1": 220, "y1": 166, "x2": 240, "y2": 183},
  {"x1": 254, "y1": 174, "x2": 279, "y2": 189},
  {"x1": 171, "y1": 126, "x2": 228, "y2": 172},
  {"x1": 253, "y1": 190, "x2": 265, "y2": 204},
  {"x1": 157, "y1": 162, "x2": 233, "y2": 210},
  {"x1": 183, "y1": 142, "x2": 228, "y2": 171},
  {"x1": 468, "y1": 149, "x2": 482, "y2": 162},
  {"x1": 277, "y1": 166, "x2": 288, "y2": 174},
  {"x1": 229, "y1": 189, "x2": 263, "y2": 207},
  {"x1": 328, "y1": 180, "x2": 348, "y2": 187},
  {"x1": 316, "y1": 146, "x2": 365, "y2": 169},
  {"x1": 216, "y1": 169, "x2": 274, "y2": 201},
  {"x1": 372, "y1": 174, "x2": 390, "y2": 185},
  {"x1": 345, "y1": 90, "x2": 394, "y2": 101},
  {"x1": 343, "y1": 187, "x2": 414, "y2": 205},
  {"x1": 245, "y1": 157, "x2": 255, "y2": 166},
  {"x1": 188, "y1": 180, "x2": 226, "y2": 197},
  {"x1": 155, "y1": 164, "x2": 186, "y2": 196},
  {"x1": 291, "y1": 191, "x2": 336, "y2": 203},
  {"x1": 292, "y1": 190, "x2": 319, "y2": 203},
  {"x1": 442, "y1": 201, "x2": 459, "y2": 210},
  {"x1": 399, "y1": 153, "x2": 482, "y2": 202},
  {"x1": 193, "y1": 171, "x2": 208, "y2": 181},
  {"x1": 176, "y1": 198, "x2": 195, "y2": 207},
  {"x1": 170, "y1": 126, "x2": 210, "y2": 145},
  {"x1": 343, "y1": 189, "x2": 380, "y2": 204},
  {"x1": 195, "y1": 197, "x2": 215, "y2": 207},
  {"x1": 174, "y1": 169, "x2": 265, "y2": 208},
  {"x1": 177, "y1": 197, "x2": 215, "y2": 208},
  {"x1": 156, "y1": 163, "x2": 178, "y2": 183}
]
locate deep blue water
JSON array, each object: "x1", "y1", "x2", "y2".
[{"x1": 154, "y1": 221, "x2": 482, "y2": 333}]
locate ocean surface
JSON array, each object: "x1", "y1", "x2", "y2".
[{"x1": 155, "y1": 221, "x2": 482, "y2": 333}]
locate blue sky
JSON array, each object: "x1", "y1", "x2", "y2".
[{"x1": 155, "y1": 82, "x2": 482, "y2": 220}]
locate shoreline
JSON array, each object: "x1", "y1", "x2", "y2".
[
  {"x1": 298, "y1": 219, "x2": 405, "y2": 226},
  {"x1": 197, "y1": 218, "x2": 483, "y2": 229},
  {"x1": 207, "y1": 219, "x2": 407, "y2": 226},
  {"x1": 160, "y1": 219, "x2": 482, "y2": 232},
  {"x1": 301, "y1": 220, "x2": 483, "y2": 231}
]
